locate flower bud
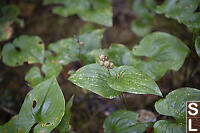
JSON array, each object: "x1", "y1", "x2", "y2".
[
  {"x1": 99, "y1": 54, "x2": 105, "y2": 61},
  {"x1": 100, "y1": 61, "x2": 104, "y2": 66},
  {"x1": 104, "y1": 61, "x2": 110, "y2": 67},
  {"x1": 109, "y1": 62, "x2": 114, "y2": 69},
  {"x1": 104, "y1": 56, "x2": 109, "y2": 61}
]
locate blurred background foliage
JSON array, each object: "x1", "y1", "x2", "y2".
[{"x1": 0, "y1": 0, "x2": 200, "y2": 133}]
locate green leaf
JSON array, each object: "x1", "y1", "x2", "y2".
[
  {"x1": 43, "y1": 0, "x2": 112, "y2": 27},
  {"x1": 131, "y1": 19, "x2": 152, "y2": 37},
  {"x1": 79, "y1": 23, "x2": 95, "y2": 34},
  {"x1": 44, "y1": 0, "x2": 90, "y2": 16},
  {"x1": 155, "y1": 87, "x2": 200, "y2": 123},
  {"x1": 79, "y1": 29, "x2": 105, "y2": 65},
  {"x1": 69, "y1": 64, "x2": 121, "y2": 99},
  {"x1": 108, "y1": 44, "x2": 135, "y2": 66},
  {"x1": 133, "y1": 32, "x2": 190, "y2": 80},
  {"x1": 131, "y1": 0, "x2": 154, "y2": 37},
  {"x1": 154, "y1": 120, "x2": 185, "y2": 133},
  {"x1": 103, "y1": 110, "x2": 152, "y2": 133},
  {"x1": 57, "y1": 96, "x2": 74, "y2": 133},
  {"x1": 195, "y1": 36, "x2": 200, "y2": 57},
  {"x1": 41, "y1": 51, "x2": 63, "y2": 78},
  {"x1": 0, "y1": 5, "x2": 20, "y2": 42},
  {"x1": 48, "y1": 38, "x2": 79, "y2": 65},
  {"x1": 25, "y1": 66, "x2": 43, "y2": 86},
  {"x1": 79, "y1": 29, "x2": 105, "y2": 54},
  {"x1": 48, "y1": 29, "x2": 105, "y2": 65},
  {"x1": 155, "y1": 0, "x2": 200, "y2": 29},
  {"x1": 107, "y1": 66, "x2": 162, "y2": 96},
  {"x1": 78, "y1": 0, "x2": 112, "y2": 27},
  {"x1": 133, "y1": 0, "x2": 154, "y2": 18},
  {"x1": 0, "y1": 77, "x2": 65, "y2": 133},
  {"x1": 2, "y1": 35, "x2": 45, "y2": 66}
]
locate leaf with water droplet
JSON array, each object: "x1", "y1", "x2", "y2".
[
  {"x1": 154, "y1": 120, "x2": 185, "y2": 133},
  {"x1": 69, "y1": 64, "x2": 121, "y2": 99},
  {"x1": 155, "y1": 87, "x2": 200, "y2": 123},
  {"x1": 103, "y1": 110, "x2": 153, "y2": 133},
  {"x1": 107, "y1": 66, "x2": 162, "y2": 96}
]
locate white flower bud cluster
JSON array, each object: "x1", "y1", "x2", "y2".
[{"x1": 99, "y1": 54, "x2": 114, "y2": 69}]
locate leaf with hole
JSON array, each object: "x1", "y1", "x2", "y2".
[
  {"x1": 69, "y1": 64, "x2": 121, "y2": 99},
  {"x1": 2, "y1": 35, "x2": 45, "y2": 66},
  {"x1": 0, "y1": 76, "x2": 65, "y2": 133},
  {"x1": 57, "y1": 96, "x2": 74, "y2": 133},
  {"x1": 133, "y1": 32, "x2": 190, "y2": 80},
  {"x1": 107, "y1": 66, "x2": 162, "y2": 96},
  {"x1": 103, "y1": 110, "x2": 153, "y2": 133}
]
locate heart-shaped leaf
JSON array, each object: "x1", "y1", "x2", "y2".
[
  {"x1": 69, "y1": 64, "x2": 121, "y2": 99},
  {"x1": 2, "y1": 35, "x2": 45, "y2": 66},
  {"x1": 0, "y1": 77, "x2": 65, "y2": 133},
  {"x1": 155, "y1": 87, "x2": 200, "y2": 123},
  {"x1": 107, "y1": 66, "x2": 162, "y2": 96},
  {"x1": 57, "y1": 96, "x2": 74, "y2": 133},
  {"x1": 154, "y1": 120, "x2": 185, "y2": 133},
  {"x1": 133, "y1": 32, "x2": 190, "y2": 80},
  {"x1": 103, "y1": 110, "x2": 153, "y2": 133}
]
